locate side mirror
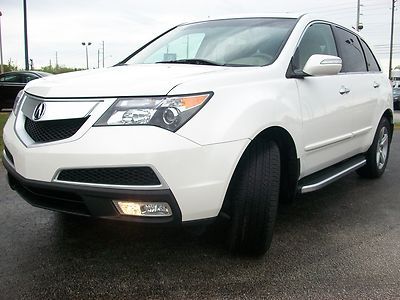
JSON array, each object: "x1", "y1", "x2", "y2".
[{"x1": 303, "y1": 54, "x2": 342, "y2": 76}]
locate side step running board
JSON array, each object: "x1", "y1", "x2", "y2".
[{"x1": 298, "y1": 155, "x2": 366, "y2": 194}]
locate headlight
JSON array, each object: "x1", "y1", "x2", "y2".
[
  {"x1": 13, "y1": 90, "x2": 25, "y2": 116},
  {"x1": 94, "y1": 92, "x2": 213, "y2": 131}
]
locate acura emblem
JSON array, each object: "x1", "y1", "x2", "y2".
[{"x1": 33, "y1": 103, "x2": 46, "y2": 120}]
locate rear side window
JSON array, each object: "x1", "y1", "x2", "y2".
[
  {"x1": 360, "y1": 39, "x2": 380, "y2": 72},
  {"x1": 333, "y1": 27, "x2": 367, "y2": 73},
  {"x1": 22, "y1": 74, "x2": 39, "y2": 83},
  {"x1": 292, "y1": 23, "x2": 338, "y2": 71}
]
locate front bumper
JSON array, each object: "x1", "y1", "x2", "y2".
[
  {"x1": 3, "y1": 114, "x2": 249, "y2": 222},
  {"x1": 3, "y1": 157, "x2": 181, "y2": 224}
]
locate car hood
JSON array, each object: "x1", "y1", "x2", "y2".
[{"x1": 25, "y1": 64, "x2": 229, "y2": 99}]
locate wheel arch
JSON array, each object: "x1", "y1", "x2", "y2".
[
  {"x1": 221, "y1": 126, "x2": 300, "y2": 217},
  {"x1": 382, "y1": 108, "x2": 394, "y2": 140},
  {"x1": 255, "y1": 126, "x2": 300, "y2": 204}
]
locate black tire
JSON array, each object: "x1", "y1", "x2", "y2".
[
  {"x1": 226, "y1": 139, "x2": 281, "y2": 256},
  {"x1": 357, "y1": 117, "x2": 391, "y2": 178}
]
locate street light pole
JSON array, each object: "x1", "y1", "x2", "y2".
[
  {"x1": 23, "y1": 0, "x2": 29, "y2": 70},
  {"x1": 389, "y1": 0, "x2": 397, "y2": 79},
  {"x1": 356, "y1": 0, "x2": 361, "y2": 31},
  {"x1": 82, "y1": 42, "x2": 92, "y2": 70},
  {"x1": 0, "y1": 11, "x2": 4, "y2": 74}
]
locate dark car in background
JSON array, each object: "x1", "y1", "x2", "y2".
[
  {"x1": 393, "y1": 87, "x2": 400, "y2": 110},
  {"x1": 0, "y1": 71, "x2": 51, "y2": 111}
]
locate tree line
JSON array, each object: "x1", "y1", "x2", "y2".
[{"x1": 1, "y1": 59, "x2": 83, "y2": 74}]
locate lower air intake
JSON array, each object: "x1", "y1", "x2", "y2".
[{"x1": 57, "y1": 167, "x2": 161, "y2": 186}]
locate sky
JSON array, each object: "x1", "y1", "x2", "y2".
[{"x1": 0, "y1": 0, "x2": 398, "y2": 75}]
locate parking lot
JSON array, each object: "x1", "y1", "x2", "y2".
[
  {"x1": 0, "y1": 132, "x2": 399, "y2": 299},
  {"x1": 395, "y1": 111, "x2": 400, "y2": 123}
]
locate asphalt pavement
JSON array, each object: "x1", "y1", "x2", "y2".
[{"x1": 1, "y1": 133, "x2": 400, "y2": 299}]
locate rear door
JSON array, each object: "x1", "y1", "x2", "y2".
[
  {"x1": 359, "y1": 38, "x2": 388, "y2": 125},
  {"x1": 332, "y1": 26, "x2": 378, "y2": 151}
]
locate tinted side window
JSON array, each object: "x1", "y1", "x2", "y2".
[
  {"x1": 360, "y1": 39, "x2": 380, "y2": 72},
  {"x1": 22, "y1": 74, "x2": 39, "y2": 83},
  {"x1": 333, "y1": 27, "x2": 367, "y2": 73},
  {"x1": 292, "y1": 23, "x2": 338, "y2": 71},
  {"x1": 0, "y1": 74, "x2": 22, "y2": 83}
]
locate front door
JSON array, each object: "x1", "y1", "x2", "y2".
[{"x1": 292, "y1": 23, "x2": 359, "y2": 176}]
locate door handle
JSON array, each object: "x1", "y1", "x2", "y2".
[
  {"x1": 373, "y1": 82, "x2": 380, "y2": 88},
  {"x1": 339, "y1": 86, "x2": 350, "y2": 95}
]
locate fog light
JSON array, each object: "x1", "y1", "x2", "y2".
[{"x1": 113, "y1": 201, "x2": 172, "y2": 217}]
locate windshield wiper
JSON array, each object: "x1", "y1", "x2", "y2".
[{"x1": 156, "y1": 59, "x2": 224, "y2": 66}]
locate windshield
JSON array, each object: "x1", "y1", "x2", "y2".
[{"x1": 125, "y1": 18, "x2": 297, "y2": 67}]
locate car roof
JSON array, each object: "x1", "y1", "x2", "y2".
[
  {"x1": 180, "y1": 13, "x2": 304, "y2": 26},
  {"x1": 0, "y1": 71, "x2": 52, "y2": 77},
  {"x1": 178, "y1": 13, "x2": 360, "y2": 36}
]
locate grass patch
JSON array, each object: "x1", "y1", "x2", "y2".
[
  {"x1": 395, "y1": 123, "x2": 400, "y2": 130},
  {"x1": 0, "y1": 112, "x2": 10, "y2": 153}
]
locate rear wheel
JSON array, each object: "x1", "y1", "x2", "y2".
[
  {"x1": 226, "y1": 139, "x2": 281, "y2": 256},
  {"x1": 357, "y1": 117, "x2": 391, "y2": 178}
]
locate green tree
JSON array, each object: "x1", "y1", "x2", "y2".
[
  {"x1": 0, "y1": 59, "x2": 19, "y2": 73},
  {"x1": 39, "y1": 65, "x2": 83, "y2": 74}
]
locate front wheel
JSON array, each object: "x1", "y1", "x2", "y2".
[
  {"x1": 357, "y1": 117, "x2": 391, "y2": 178},
  {"x1": 226, "y1": 139, "x2": 281, "y2": 256}
]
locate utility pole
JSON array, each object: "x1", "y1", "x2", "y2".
[
  {"x1": 55, "y1": 51, "x2": 58, "y2": 68},
  {"x1": 102, "y1": 41, "x2": 105, "y2": 68},
  {"x1": 389, "y1": 0, "x2": 397, "y2": 79},
  {"x1": 356, "y1": 0, "x2": 361, "y2": 31},
  {"x1": 23, "y1": 0, "x2": 29, "y2": 70},
  {"x1": 355, "y1": 0, "x2": 364, "y2": 31},
  {"x1": 0, "y1": 11, "x2": 4, "y2": 74},
  {"x1": 186, "y1": 35, "x2": 189, "y2": 58},
  {"x1": 82, "y1": 42, "x2": 91, "y2": 70},
  {"x1": 97, "y1": 48, "x2": 100, "y2": 68}
]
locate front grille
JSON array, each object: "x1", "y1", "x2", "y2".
[
  {"x1": 25, "y1": 117, "x2": 89, "y2": 143},
  {"x1": 4, "y1": 146, "x2": 14, "y2": 165},
  {"x1": 57, "y1": 167, "x2": 161, "y2": 186}
]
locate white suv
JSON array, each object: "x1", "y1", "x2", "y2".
[{"x1": 2, "y1": 14, "x2": 393, "y2": 255}]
